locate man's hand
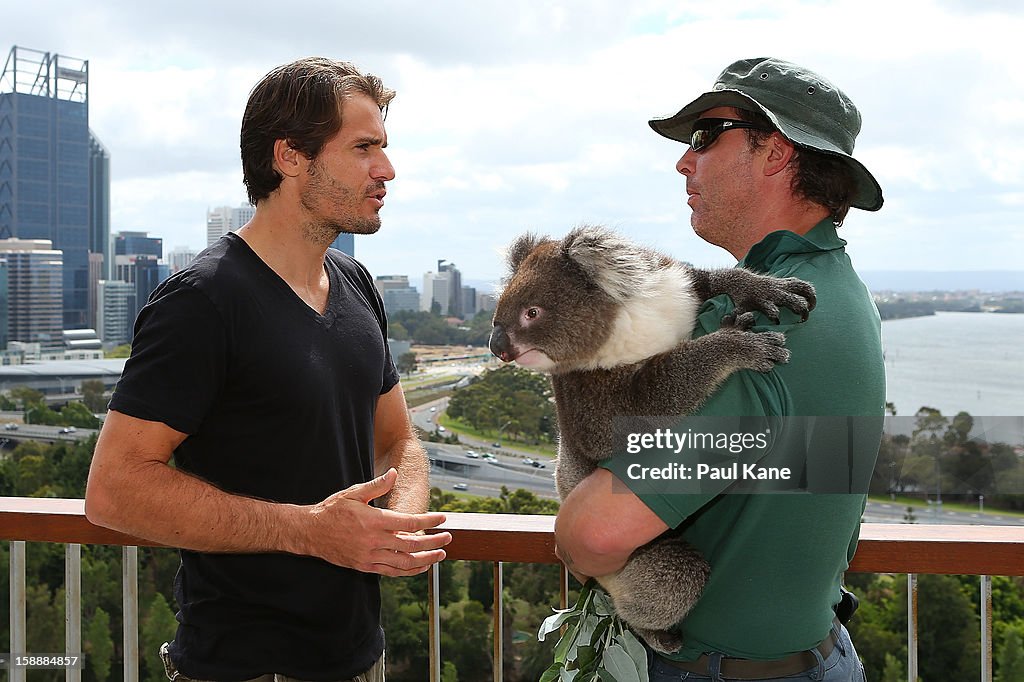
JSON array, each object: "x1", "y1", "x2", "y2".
[
  {"x1": 554, "y1": 543, "x2": 592, "y2": 585},
  {"x1": 304, "y1": 468, "x2": 452, "y2": 577}
]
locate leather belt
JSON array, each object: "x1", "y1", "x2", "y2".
[{"x1": 658, "y1": 617, "x2": 840, "y2": 680}]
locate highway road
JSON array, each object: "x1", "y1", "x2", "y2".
[{"x1": 0, "y1": 422, "x2": 97, "y2": 445}]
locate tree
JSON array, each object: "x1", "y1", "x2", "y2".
[
  {"x1": 9, "y1": 386, "x2": 44, "y2": 407},
  {"x1": 997, "y1": 627, "x2": 1024, "y2": 682},
  {"x1": 85, "y1": 607, "x2": 115, "y2": 682},
  {"x1": 141, "y1": 593, "x2": 179, "y2": 682},
  {"x1": 106, "y1": 344, "x2": 132, "y2": 358},
  {"x1": 60, "y1": 401, "x2": 102, "y2": 428},
  {"x1": 880, "y1": 652, "x2": 906, "y2": 682},
  {"x1": 397, "y1": 352, "x2": 418, "y2": 376},
  {"x1": 81, "y1": 379, "x2": 108, "y2": 413},
  {"x1": 440, "y1": 600, "x2": 492, "y2": 682}
]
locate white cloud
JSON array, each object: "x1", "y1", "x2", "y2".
[{"x1": 2, "y1": 0, "x2": 1022, "y2": 280}]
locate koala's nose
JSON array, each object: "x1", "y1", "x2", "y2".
[{"x1": 489, "y1": 325, "x2": 512, "y2": 362}]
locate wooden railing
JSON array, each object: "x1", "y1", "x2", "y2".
[{"x1": 3, "y1": 498, "x2": 1024, "y2": 681}]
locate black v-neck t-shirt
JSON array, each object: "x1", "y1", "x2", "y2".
[{"x1": 110, "y1": 233, "x2": 399, "y2": 680}]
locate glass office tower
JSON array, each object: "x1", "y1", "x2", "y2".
[{"x1": 0, "y1": 46, "x2": 92, "y2": 330}]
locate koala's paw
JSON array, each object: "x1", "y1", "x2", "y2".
[
  {"x1": 726, "y1": 276, "x2": 816, "y2": 324},
  {"x1": 602, "y1": 536, "x2": 709, "y2": 654},
  {"x1": 632, "y1": 626, "x2": 684, "y2": 655},
  {"x1": 718, "y1": 324, "x2": 790, "y2": 372}
]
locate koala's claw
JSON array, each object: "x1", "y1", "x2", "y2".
[
  {"x1": 729, "y1": 276, "x2": 816, "y2": 324},
  {"x1": 722, "y1": 311, "x2": 759, "y2": 330}
]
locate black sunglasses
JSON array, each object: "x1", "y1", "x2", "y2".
[{"x1": 689, "y1": 118, "x2": 768, "y2": 152}]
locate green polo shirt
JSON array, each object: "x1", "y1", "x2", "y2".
[{"x1": 601, "y1": 219, "x2": 885, "y2": 660}]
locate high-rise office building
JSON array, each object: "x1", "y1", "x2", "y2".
[
  {"x1": 461, "y1": 285, "x2": 477, "y2": 319},
  {"x1": 374, "y1": 275, "x2": 419, "y2": 314},
  {"x1": 0, "y1": 238, "x2": 63, "y2": 347},
  {"x1": 422, "y1": 260, "x2": 463, "y2": 317},
  {"x1": 87, "y1": 251, "x2": 103, "y2": 330},
  {"x1": 330, "y1": 232, "x2": 354, "y2": 257},
  {"x1": 89, "y1": 132, "x2": 110, "y2": 276},
  {"x1": 206, "y1": 203, "x2": 255, "y2": 246},
  {"x1": 168, "y1": 245, "x2": 197, "y2": 274},
  {"x1": 115, "y1": 230, "x2": 162, "y2": 259},
  {"x1": 0, "y1": 259, "x2": 8, "y2": 349},
  {"x1": 97, "y1": 279, "x2": 135, "y2": 346},
  {"x1": 0, "y1": 46, "x2": 94, "y2": 329}
]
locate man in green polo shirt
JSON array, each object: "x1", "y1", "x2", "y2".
[{"x1": 553, "y1": 58, "x2": 885, "y2": 681}]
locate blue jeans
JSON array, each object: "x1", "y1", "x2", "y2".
[{"x1": 648, "y1": 623, "x2": 867, "y2": 681}]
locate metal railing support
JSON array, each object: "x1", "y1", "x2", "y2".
[
  {"x1": 907, "y1": 573, "x2": 918, "y2": 682},
  {"x1": 10, "y1": 540, "x2": 26, "y2": 682},
  {"x1": 66, "y1": 543, "x2": 81, "y2": 682},
  {"x1": 492, "y1": 562, "x2": 503, "y2": 682},
  {"x1": 428, "y1": 563, "x2": 441, "y2": 682},
  {"x1": 981, "y1": 575, "x2": 993, "y2": 682},
  {"x1": 122, "y1": 546, "x2": 139, "y2": 682}
]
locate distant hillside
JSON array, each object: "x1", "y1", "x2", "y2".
[{"x1": 861, "y1": 270, "x2": 1024, "y2": 293}]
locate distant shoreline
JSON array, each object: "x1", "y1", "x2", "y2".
[{"x1": 876, "y1": 303, "x2": 1023, "y2": 321}]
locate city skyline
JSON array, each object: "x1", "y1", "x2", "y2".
[{"x1": 1, "y1": 1, "x2": 1022, "y2": 286}]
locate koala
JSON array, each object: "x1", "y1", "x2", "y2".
[{"x1": 488, "y1": 226, "x2": 815, "y2": 654}]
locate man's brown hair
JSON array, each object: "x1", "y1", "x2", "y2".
[
  {"x1": 241, "y1": 58, "x2": 395, "y2": 205},
  {"x1": 736, "y1": 108, "x2": 857, "y2": 225}
]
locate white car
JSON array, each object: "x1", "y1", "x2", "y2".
[
  {"x1": 453, "y1": 482, "x2": 469, "y2": 491},
  {"x1": 465, "y1": 451, "x2": 480, "y2": 458}
]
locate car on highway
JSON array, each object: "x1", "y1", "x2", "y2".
[
  {"x1": 59, "y1": 426, "x2": 77, "y2": 434},
  {"x1": 453, "y1": 482, "x2": 468, "y2": 491},
  {"x1": 3, "y1": 423, "x2": 18, "y2": 430},
  {"x1": 530, "y1": 460, "x2": 547, "y2": 468},
  {"x1": 465, "y1": 451, "x2": 479, "y2": 458},
  {"x1": 523, "y1": 458, "x2": 535, "y2": 466},
  {"x1": 429, "y1": 407, "x2": 437, "y2": 412},
  {"x1": 481, "y1": 453, "x2": 497, "y2": 462}
]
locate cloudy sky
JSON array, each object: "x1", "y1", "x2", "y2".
[{"x1": 3, "y1": 0, "x2": 1022, "y2": 288}]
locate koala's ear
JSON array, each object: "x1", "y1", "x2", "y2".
[
  {"x1": 505, "y1": 233, "x2": 543, "y2": 273},
  {"x1": 561, "y1": 225, "x2": 658, "y2": 301}
]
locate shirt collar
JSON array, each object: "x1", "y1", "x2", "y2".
[{"x1": 738, "y1": 218, "x2": 847, "y2": 271}]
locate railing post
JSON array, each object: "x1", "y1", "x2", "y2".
[
  {"x1": 66, "y1": 543, "x2": 82, "y2": 682},
  {"x1": 10, "y1": 540, "x2": 26, "y2": 682},
  {"x1": 123, "y1": 546, "x2": 139, "y2": 682},
  {"x1": 559, "y1": 565, "x2": 569, "y2": 610},
  {"x1": 428, "y1": 563, "x2": 441, "y2": 682},
  {"x1": 907, "y1": 573, "x2": 918, "y2": 682},
  {"x1": 981, "y1": 575, "x2": 993, "y2": 682},
  {"x1": 492, "y1": 562, "x2": 503, "y2": 682}
]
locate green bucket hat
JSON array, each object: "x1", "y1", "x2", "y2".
[{"x1": 649, "y1": 57, "x2": 883, "y2": 211}]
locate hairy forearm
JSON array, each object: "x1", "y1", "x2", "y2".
[
  {"x1": 86, "y1": 456, "x2": 311, "y2": 555},
  {"x1": 375, "y1": 436, "x2": 431, "y2": 513}
]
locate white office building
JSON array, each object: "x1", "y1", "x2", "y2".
[{"x1": 206, "y1": 203, "x2": 255, "y2": 247}]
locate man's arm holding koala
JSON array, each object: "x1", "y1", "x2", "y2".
[{"x1": 555, "y1": 467, "x2": 668, "y2": 578}]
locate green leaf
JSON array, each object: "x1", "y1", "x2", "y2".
[
  {"x1": 540, "y1": 662, "x2": 564, "y2": 682},
  {"x1": 576, "y1": 644, "x2": 598, "y2": 671},
  {"x1": 539, "y1": 607, "x2": 581, "y2": 641},
  {"x1": 617, "y1": 630, "x2": 650, "y2": 682},
  {"x1": 601, "y1": 643, "x2": 643, "y2": 682},
  {"x1": 591, "y1": 588, "x2": 615, "y2": 617},
  {"x1": 559, "y1": 669, "x2": 579, "y2": 682}
]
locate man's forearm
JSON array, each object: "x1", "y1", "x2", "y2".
[
  {"x1": 375, "y1": 436, "x2": 431, "y2": 513},
  {"x1": 86, "y1": 456, "x2": 311, "y2": 555}
]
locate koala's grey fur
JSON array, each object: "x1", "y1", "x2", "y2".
[{"x1": 488, "y1": 226, "x2": 815, "y2": 653}]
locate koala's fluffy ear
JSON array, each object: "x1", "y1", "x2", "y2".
[
  {"x1": 561, "y1": 225, "x2": 657, "y2": 302},
  {"x1": 505, "y1": 233, "x2": 544, "y2": 273}
]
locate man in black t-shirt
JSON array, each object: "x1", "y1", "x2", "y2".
[{"x1": 85, "y1": 58, "x2": 451, "y2": 682}]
